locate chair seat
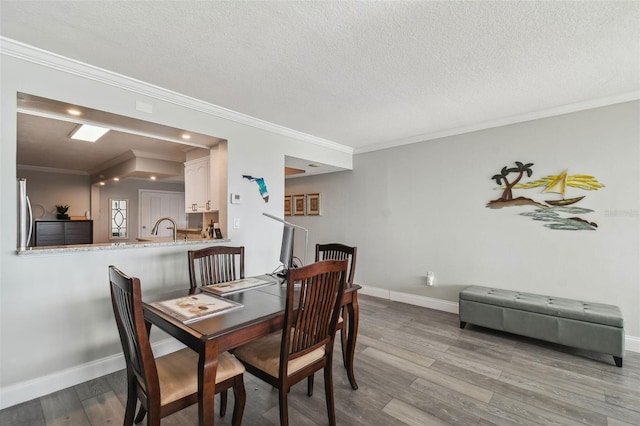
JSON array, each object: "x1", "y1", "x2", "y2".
[
  {"x1": 156, "y1": 348, "x2": 245, "y2": 405},
  {"x1": 234, "y1": 332, "x2": 325, "y2": 378}
]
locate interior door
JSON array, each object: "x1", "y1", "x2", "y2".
[{"x1": 139, "y1": 190, "x2": 186, "y2": 238}]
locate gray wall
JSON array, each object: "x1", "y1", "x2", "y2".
[
  {"x1": 94, "y1": 179, "x2": 185, "y2": 243},
  {"x1": 16, "y1": 169, "x2": 185, "y2": 243},
  {"x1": 287, "y1": 101, "x2": 640, "y2": 339},
  {"x1": 17, "y1": 169, "x2": 91, "y2": 220}
]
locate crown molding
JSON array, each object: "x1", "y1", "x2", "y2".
[
  {"x1": 355, "y1": 91, "x2": 640, "y2": 154},
  {"x1": 17, "y1": 164, "x2": 88, "y2": 175},
  {"x1": 1, "y1": 37, "x2": 353, "y2": 155}
]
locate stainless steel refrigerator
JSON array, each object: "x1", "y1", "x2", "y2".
[{"x1": 17, "y1": 178, "x2": 33, "y2": 251}]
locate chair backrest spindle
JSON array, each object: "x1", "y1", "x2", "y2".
[
  {"x1": 283, "y1": 260, "x2": 347, "y2": 366},
  {"x1": 315, "y1": 243, "x2": 357, "y2": 284},
  {"x1": 188, "y1": 246, "x2": 245, "y2": 288}
]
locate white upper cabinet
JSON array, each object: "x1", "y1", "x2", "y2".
[{"x1": 184, "y1": 156, "x2": 212, "y2": 212}]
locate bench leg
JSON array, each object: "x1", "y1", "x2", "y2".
[
  {"x1": 613, "y1": 356, "x2": 623, "y2": 367},
  {"x1": 460, "y1": 321, "x2": 467, "y2": 329}
]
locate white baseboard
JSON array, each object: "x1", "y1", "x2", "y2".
[
  {"x1": 359, "y1": 285, "x2": 459, "y2": 313},
  {"x1": 359, "y1": 284, "x2": 640, "y2": 353},
  {"x1": 389, "y1": 290, "x2": 459, "y2": 314},
  {"x1": 2, "y1": 287, "x2": 638, "y2": 410},
  {"x1": 626, "y1": 334, "x2": 640, "y2": 353},
  {"x1": 0, "y1": 339, "x2": 184, "y2": 410}
]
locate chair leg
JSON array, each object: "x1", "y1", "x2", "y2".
[
  {"x1": 344, "y1": 302, "x2": 359, "y2": 390},
  {"x1": 324, "y1": 358, "x2": 336, "y2": 426},
  {"x1": 340, "y1": 326, "x2": 348, "y2": 367},
  {"x1": 231, "y1": 376, "x2": 246, "y2": 426},
  {"x1": 307, "y1": 373, "x2": 314, "y2": 396},
  {"x1": 340, "y1": 308, "x2": 348, "y2": 367},
  {"x1": 124, "y1": 376, "x2": 137, "y2": 426},
  {"x1": 133, "y1": 405, "x2": 146, "y2": 424},
  {"x1": 219, "y1": 390, "x2": 228, "y2": 417},
  {"x1": 123, "y1": 398, "x2": 137, "y2": 426},
  {"x1": 145, "y1": 406, "x2": 160, "y2": 426},
  {"x1": 278, "y1": 385, "x2": 289, "y2": 426}
]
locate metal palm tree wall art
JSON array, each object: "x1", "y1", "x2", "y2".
[{"x1": 487, "y1": 161, "x2": 605, "y2": 230}]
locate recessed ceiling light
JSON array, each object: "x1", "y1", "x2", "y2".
[
  {"x1": 308, "y1": 163, "x2": 321, "y2": 168},
  {"x1": 150, "y1": 176, "x2": 156, "y2": 180},
  {"x1": 113, "y1": 177, "x2": 119, "y2": 181},
  {"x1": 99, "y1": 182, "x2": 105, "y2": 186},
  {"x1": 67, "y1": 108, "x2": 81, "y2": 116},
  {"x1": 181, "y1": 133, "x2": 191, "y2": 140},
  {"x1": 70, "y1": 124, "x2": 109, "y2": 142}
]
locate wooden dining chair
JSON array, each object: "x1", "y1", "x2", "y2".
[
  {"x1": 187, "y1": 245, "x2": 244, "y2": 416},
  {"x1": 108, "y1": 265, "x2": 246, "y2": 426},
  {"x1": 188, "y1": 246, "x2": 245, "y2": 288},
  {"x1": 315, "y1": 243, "x2": 357, "y2": 366},
  {"x1": 234, "y1": 259, "x2": 348, "y2": 426},
  {"x1": 315, "y1": 243, "x2": 357, "y2": 285}
]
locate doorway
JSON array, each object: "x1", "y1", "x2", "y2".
[{"x1": 138, "y1": 190, "x2": 187, "y2": 238}]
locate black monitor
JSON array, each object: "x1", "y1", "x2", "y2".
[{"x1": 279, "y1": 225, "x2": 295, "y2": 277}]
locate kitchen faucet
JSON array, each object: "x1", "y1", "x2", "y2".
[{"x1": 151, "y1": 217, "x2": 177, "y2": 241}]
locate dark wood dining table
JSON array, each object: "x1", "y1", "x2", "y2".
[{"x1": 142, "y1": 276, "x2": 360, "y2": 426}]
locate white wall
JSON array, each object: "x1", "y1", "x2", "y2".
[
  {"x1": 95, "y1": 179, "x2": 185, "y2": 243},
  {"x1": 286, "y1": 101, "x2": 640, "y2": 344},
  {"x1": 0, "y1": 43, "x2": 351, "y2": 408},
  {"x1": 17, "y1": 169, "x2": 91, "y2": 220},
  {"x1": 18, "y1": 169, "x2": 187, "y2": 243}
]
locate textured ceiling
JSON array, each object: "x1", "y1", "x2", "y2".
[{"x1": 1, "y1": 1, "x2": 639, "y2": 153}]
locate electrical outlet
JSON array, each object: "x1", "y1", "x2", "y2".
[
  {"x1": 426, "y1": 271, "x2": 435, "y2": 286},
  {"x1": 233, "y1": 218, "x2": 240, "y2": 229}
]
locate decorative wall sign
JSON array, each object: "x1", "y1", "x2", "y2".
[
  {"x1": 487, "y1": 161, "x2": 605, "y2": 230},
  {"x1": 284, "y1": 195, "x2": 292, "y2": 216},
  {"x1": 293, "y1": 194, "x2": 306, "y2": 216},
  {"x1": 242, "y1": 175, "x2": 269, "y2": 202},
  {"x1": 306, "y1": 193, "x2": 321, "y2": 216}
]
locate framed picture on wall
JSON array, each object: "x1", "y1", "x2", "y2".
[
  {"x1": 284, "y1": 195, "x2": 292, "y2": 216},
  {"x1": 306, "y1": 193, "x2": 321, "y2": 216},
  {"x1": 293, "y1": 194, "x2": 306, "y2": 216}
]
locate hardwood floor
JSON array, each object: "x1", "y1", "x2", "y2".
[{"x1": 2, "y1": 295, "x2": 639, "y2": 425}]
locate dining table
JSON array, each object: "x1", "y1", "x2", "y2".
[{"x1": 142, "y1": 275, "x2": 361, "y2": 426}]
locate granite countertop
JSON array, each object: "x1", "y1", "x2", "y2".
[{"x1": 16, "y1": 237, "x2": 230, "y2": 256}]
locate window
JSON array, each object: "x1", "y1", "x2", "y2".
[{"x1": 110, "y1": 199, "x2": 128, "y2": 239}]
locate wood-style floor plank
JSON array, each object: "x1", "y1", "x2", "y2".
[
  {"x1": 1, "y1": 294, "x2": 639, "y2": 425},
  {"x1": 0, "y1": 398, "x2": 46, "y2": 426},
  {"x1": 80, "y1": 390, "x2": 125, "y2": 425},
  {"x1": 410, "y1": 376, "x2": 532, "y2": 426},
  {"x1": 382, "y1": 398, "x2": 452, "y2": 426},
  {"x1": 40, "y1": 387, "x2": 91, "y2": 426}
]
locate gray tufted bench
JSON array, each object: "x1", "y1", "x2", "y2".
[{"x1": 459, "y1": 286, "x2": 624, "y2": 367}]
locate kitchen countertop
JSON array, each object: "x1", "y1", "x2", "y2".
[{"x1": 16, "y1": 237, "x2": 230, "y2": 256}]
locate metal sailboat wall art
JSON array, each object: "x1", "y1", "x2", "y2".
[{"x1": 542, "y1": 170, "x2": 586, "y2": 206}]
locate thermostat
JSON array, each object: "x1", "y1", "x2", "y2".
[{"x1": 230, "y1": 193, "x2": 242, "y2": 204}]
